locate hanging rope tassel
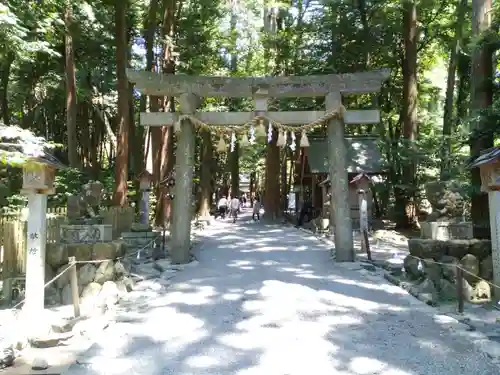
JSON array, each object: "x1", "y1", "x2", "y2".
[
  {"x1": 173, "y1": 120, "x2": 182, "y2": 133},
  {"x1": 240, "y1": 132, "x2": 250, "y2": 147},
  {"x1": 230, "y1": 131, "x2": 236, "y2": 152},
  {"x1": 300, "y1": 130, "x2": 310, "y2": 147},
  {"x1": 290, "y1": 132, "x2": 296, "y2": 151},
  {"x1": 256, "y1": 119, "x2": 267, "y2": 137},
  {"x1": 249, "y1": 125, "x2": 256, "y2": 144},
  {"x1": 276, "y1": 130, "x2": 286, "y2": 147},
  {"x1": 216, "y1": 136, "x2": 227, "y2": 152}
]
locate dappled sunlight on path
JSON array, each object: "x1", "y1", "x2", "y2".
[{"x1": 66, "y1": 211, "x2": 499, "y2": 375}]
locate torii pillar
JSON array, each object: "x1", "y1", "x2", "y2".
[
  {"x1": 326, "y1": 92, "x2": 354, "y2": 261},
  {"x1": 171, "y1": 93, "x2": 200, "y2": 264}
]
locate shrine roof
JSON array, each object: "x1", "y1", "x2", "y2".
[
  {"x1": 470, "y1": 146, "x2": 500, "y2": 168},
  {"x1": 307, "y1": 137, "x2": 385, "y2": 174}
]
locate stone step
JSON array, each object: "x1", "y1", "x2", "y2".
[
  {"x1": 123, "y1": 239, "x2": 155, "y2": 248},
  {"x1": 121, "y1": 231, "x2": 157, "y2": 239}
]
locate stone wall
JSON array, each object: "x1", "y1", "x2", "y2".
[
  {"x1": 404, "y1": 239, "x2": 492, "y2": 304},
  {"x1": 44, "y1": 240, "x2": 133, "y2": 309}
]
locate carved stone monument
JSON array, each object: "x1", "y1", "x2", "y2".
[
  {"x1": 62, "y1": 181, "x2": 112, "y2": 244},
  {"x1": 67, "y1": 181, "x2": 104, "y2": 224}
]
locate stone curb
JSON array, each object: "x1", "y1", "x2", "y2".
[
  {"x1": 368, "y1": 265, "x2": 500, "y2": 363},
  {"x1": 288, "y1": 222, "x2": 500, "y2": 364}
]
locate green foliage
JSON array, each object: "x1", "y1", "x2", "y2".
[{"x1": 0, "y1": 0, "x2": 495, "y2": 221}]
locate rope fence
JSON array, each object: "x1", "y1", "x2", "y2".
[
  {"x1": 387, "y1": 252, "x2": 500, "y2": 313},
  {"x1": 10, "y1": 236, "x2": 160, "y2": 315}
]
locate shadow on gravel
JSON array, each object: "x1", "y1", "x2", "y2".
[{"x1": 66, "y1": 216, "x2": 500, "y2": 375}]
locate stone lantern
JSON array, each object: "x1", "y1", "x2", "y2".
[
  {"x1": 20, "y1": 158, "x2": 64, "y2": 330},
  {"x1": 138, "y1": 170, "x2": 153, "y2": 191},
  {"x1": 471, "y1": 146, "x2": 500, "y2": 296},
  {"x1": 21, "y1": 163, "x2": 56, "y2": 195},
  {"x1": 137, "y1": 170, "x2": 153, "y2": 225}
]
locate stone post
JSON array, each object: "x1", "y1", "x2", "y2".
[
  {"x1": 24, "y1": 193, "x2": 48, "y2": 314},
  {"x1": 488, "y1": 191, "x2": 500, "y2": 292},
  {"x1": 171, "y1": 93, "x2": 199, "y2": 264},
  {"x1": 138, "y1": 171, "x2": 152, "y2": 225},
  {"x1": 20, "y1": 163, "x2": 55, "y2": 331},
  {"x1": 358, "y1": 189, "x2": 368, "y2": 232},
  {"x1": 326, "y1": 92, "x2": 354, "y2": 261},
  {"x1": 471, "y1": 156, "x2": 500, "y2": 295}
]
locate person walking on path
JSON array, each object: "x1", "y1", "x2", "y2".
[
  {"x1": 230, "y1": 196, "x2": 240, "y2": 223},
  {"x1": 217, "y1": 195, "x2": 228, "y2": 219},
  {"x1": 252, "y1": 198, "x2": 261, "y2": 221}
]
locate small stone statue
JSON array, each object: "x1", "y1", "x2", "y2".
[
  {"x1": 67, "y1": 181, "x2": 104, "y2": 224},
  {"x1": 424, "y1": 181, "x2": 465, "y2": 222}
]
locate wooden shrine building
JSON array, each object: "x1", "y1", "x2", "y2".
[{"x1": 295, "y1": 137, "x2": 385, "y2": 227}]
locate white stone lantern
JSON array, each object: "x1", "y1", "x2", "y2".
[
  {"x1": 137, "y1": 170, "x2": 153, "y2": 225},
  {"x1": 138, "y1": 170, "x2": 153, "y2": 191},
  {"x1": 471, "y1": 147, "x2": 500, "y2": 297}
]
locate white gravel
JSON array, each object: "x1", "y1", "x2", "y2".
[{"x1": 65, "y1": 213, "x2": 500, "y2": 375}]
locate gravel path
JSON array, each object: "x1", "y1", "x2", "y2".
[{"x1": 65, "y1": 213, "x2": 500, "y2": 375}]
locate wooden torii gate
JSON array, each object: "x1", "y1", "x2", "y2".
[{"x1": 127, "y1": 69, "x2": 390, "y2": 263}]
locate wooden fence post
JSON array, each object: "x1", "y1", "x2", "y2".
[
  {"x1": 358, "y1": 189, "x2": 372, "y2": 261},
  {"x1": 69, "y1": 256, "x2": 80, "y2": 317},
  {"x1": 455, "y1": 265, "x2": 464, "y2": 313}
]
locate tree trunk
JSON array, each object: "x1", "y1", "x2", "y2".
[
  {"x1": 441, "y1": 0, "x2": 468, "y2": 179},
  {"x1": 249, "y1": 171, "x2": 256, "y2": 204},
  {"x1": 0, "y1": 52, "x2": 14, "y2": 125},
  {"x1": 141, "y1": 0, "x2": 162, "y2": 221},
  {"x1": 113, "y1": 0, "x2": 130, "y2": 207},
  {"x1": 90, "y1": 108, "x2": 102, "y2": 180},
  {"x1": 229, "y1": 6, "x2": 240, "y2": 198},
  {"x1": 154, "y1": 0, "x2": 176, "y2": 226},
  {"x1": 456, "y1": 53, "x2": 470, "y2": 128},
  {"x1": 280, "y1": 149, "x2": 288, "y2": 211},
  {"x1": 264, "y1": 129, "x2": 281, "y2": 218},
  {"x1": 396, "y1": 0, "x2": 418, "y2": 228},
  {"x1": 470, "y1": 0, "x2": 493, "y2": 237},
  {"x1": 198, "y1": 130, "x2": 213, "y2": 217},
  {"x1": 65, "y1": 2, "x2": 79, "y2": 168}
]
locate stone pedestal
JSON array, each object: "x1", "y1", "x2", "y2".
[
  {"x1": 420, "y1": 221, "x2": 473, "y2": 240},
  {"x1": 121, "y1": 231, "x2": 157, "y2": 249},
  {"x1": 60, "y1": 224, "x2": 112, "y2": 244}
]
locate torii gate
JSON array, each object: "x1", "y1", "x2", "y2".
[{"x1": 127, "y1": 69, "x2": 390, "y2": 263}]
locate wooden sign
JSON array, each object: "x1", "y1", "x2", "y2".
[{"x1": 358, "y1": 189, "x2": 372, "y2": 261}]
